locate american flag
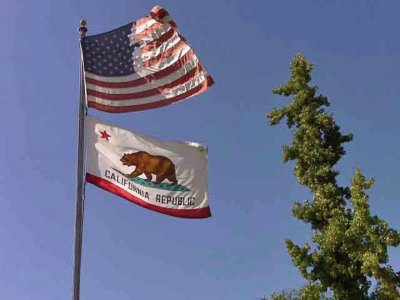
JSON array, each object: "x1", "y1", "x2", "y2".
[{"x1": 81, "y1": 6, "x2": 214, "y2": 113}]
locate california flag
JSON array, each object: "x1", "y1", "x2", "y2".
[{"x1": 85, "y1": 116, "x2": 211, "y2": 218}]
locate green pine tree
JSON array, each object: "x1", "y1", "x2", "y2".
[
  {"x1": 267, "y1": 54, "x2": 400, "y2": 299},
  {"x1": 265, "y1": 284, "x2": 326, "y2": 300}
]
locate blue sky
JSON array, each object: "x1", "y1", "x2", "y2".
[{"x1": 2, "y1": 1, "x2": 400, "y2": 299}]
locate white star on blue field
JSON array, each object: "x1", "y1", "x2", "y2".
[{"x1": 82, "y1": 24, "x2": 135, "y2": 76}]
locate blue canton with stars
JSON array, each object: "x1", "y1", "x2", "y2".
[{"x1": 82, "y1": 23, "x2": 138, "y2": 77}]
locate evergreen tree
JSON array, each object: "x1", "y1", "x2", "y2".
[
  {"x1": 265, "y1": 284, "x2": 328, "y2": 300},
  {"x1": 267, "y1": 54, "x2": 400, "y2": 299}
]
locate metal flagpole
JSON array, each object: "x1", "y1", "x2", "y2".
[{"x1": 72, "y1": 19, "x2": 88, "y2": 300}]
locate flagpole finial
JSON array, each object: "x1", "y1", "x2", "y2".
[{"x1": 79, "y1": 19, "x2": 87, "y2": 39}]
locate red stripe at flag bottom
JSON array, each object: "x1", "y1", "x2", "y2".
[
  {"x1": 86, "y1": 173, "x2": 211, "y2": 219},
  {"x1": 87, "y1": 75, "x2": 214, "y2": 113}
]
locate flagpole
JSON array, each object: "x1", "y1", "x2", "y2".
[{"x1": 72, "y1": 19, "x2": 87, "y2": 300}]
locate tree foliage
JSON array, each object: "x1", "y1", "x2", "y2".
[
  {"x1": 267, "y1": 54, "x2": 400, "y2": 299},
  {"x1": 265, "y1": 284, "x2": 328, "y2": 300}
]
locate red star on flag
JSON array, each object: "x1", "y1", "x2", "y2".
[{"x1": 100, "y1": 130, "x2": 111, "y2": 141}]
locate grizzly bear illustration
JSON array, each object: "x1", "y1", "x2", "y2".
[{"x1": 120, "y1": 151, "x2": 178, "y2": 185}]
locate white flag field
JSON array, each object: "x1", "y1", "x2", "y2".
[{"x1": 84, "y1": 116, "x2": 211, "y2": 218}]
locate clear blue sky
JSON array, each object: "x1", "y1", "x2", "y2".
[{"x1": 2, "y1": 1, "x2": 400, "y2": 299}]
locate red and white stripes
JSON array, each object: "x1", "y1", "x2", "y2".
[{"x1": 85, "y1": 6, "x2": 214, "y2": 113}]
